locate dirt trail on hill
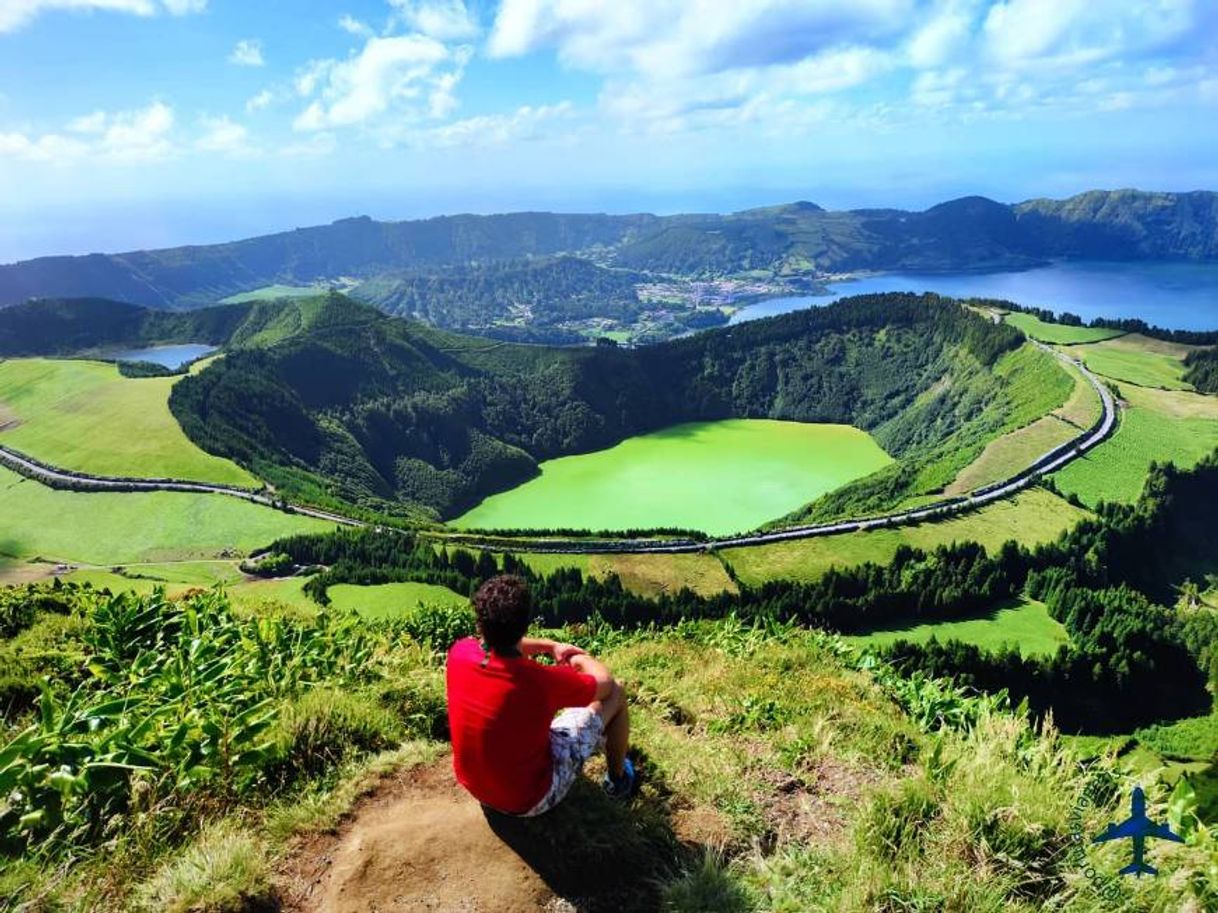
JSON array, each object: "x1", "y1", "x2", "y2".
[{"x1": 277, "y1": 760, "x2": 659, "y2": 913}]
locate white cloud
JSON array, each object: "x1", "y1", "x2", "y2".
[
  {"x1": 229, "y1": 39, "x2": 265, "y2": 67},
  {"x1": 390, "y1": 0, "x2": 477, "y2": 41},
  {"x1": 245, "y1": 89, "x2": 275, "y2": 113},
  {"x1": 338, "y1": 13, "x2": 373, "y2": 38},
  {"x1": 0, "y1": 101, "x2": 175, "y2": 163},
  {"x1": 907, "y1": 0, "x2": 979, "y2": 68},
  {"x1": 292, "y1": 34, "x2": 470, "y2": 131},
  {"x1": 982, "y1": 0, "x2": 1198, "y2": 68},
  {"x1": 488, "y1": 0, "x2": 909, "y2": 79},
  {"x1": 418, "y1": 101, "x2": 572, "y2": 147},
  {"x1": 195, "y1": 115, "x2": 252, "y2": 154},
  {"x1": 0, "y1": 0, "x2": 204, "y2": 32}
]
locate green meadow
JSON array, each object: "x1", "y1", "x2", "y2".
[
  {"x1": 845, "y1": 597, "x2": 1068, "y2": 658},
  {"x1": 723, "y1": 487, "x2": 1088, "y2": 585},
  {"x1": 453, "y1": 419, "x2": 894, "y2": 536},
  {"x1": 1003, "y1": 312, "x2": 1123, "y2": 345},
  {"x1": 220, "y1": 284, "x2": 329, "y2": 303},
  {"x1": 0, "y1": 358, "x2": 257, "y2": 486},
  {"x1": 1081, "y1": 345, "x2": 1192, "y2": 390},
  {"x1": 1052, "y1": 385, "x2": 1218, "y2": 506},
  {"x1": 0, "y1": 465, "x2": 328, "y2": 566},
  {"x1": 327, "y1": 581, "x2": 469, "y2": 621}
]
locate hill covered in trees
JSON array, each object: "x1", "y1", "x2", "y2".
[
  {"x1": 3, "y1": 190, "x2": 1216, "y2": 311},
  {"x1": 160, "y1": 290, "x2": 1043, "y2": 523}
]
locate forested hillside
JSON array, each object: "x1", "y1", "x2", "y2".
[
  {"x1": 3, "y1": 190, "x2": 1216, "y2": 310},
  {"x1": 165, "y1": 291, "x2": 1027, "y2": 522},
  {"x1": 351, "y1": 256, "x2": 646, "y2": 328}
]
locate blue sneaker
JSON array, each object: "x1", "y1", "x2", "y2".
[{"x1": 603, "y1": 757, "x2": 637, "y2": 801}]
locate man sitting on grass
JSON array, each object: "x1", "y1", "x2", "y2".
[{"x1": 446, "y1": 574, "x2": 637, "y2": 816}]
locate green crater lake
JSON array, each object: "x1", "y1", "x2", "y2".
[{"x1": 452, "y1": 419, "x2": 893, "y2": 536}]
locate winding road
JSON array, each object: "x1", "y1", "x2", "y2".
[{"x1": 0, "y1": 344, "x2": 1115, "y2": 555}]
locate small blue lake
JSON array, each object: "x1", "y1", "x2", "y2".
[
  {"x1": 107, "y1": 344, "x2": 216, "y2": 370},
  {"x1": 729, "y1": 261, "x2": 1218, "y2": 331}
]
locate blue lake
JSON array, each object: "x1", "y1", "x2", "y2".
[
  {"x1": 729, "y1": 261, "x2": 1218, "y2": 331},
  {"x1": 107, "y1": 344, "x2": 216, "y2": 370}
]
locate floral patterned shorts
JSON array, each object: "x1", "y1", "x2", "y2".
[{"x1": 521, "y1": 707, "x2": 605, "y2": 817}]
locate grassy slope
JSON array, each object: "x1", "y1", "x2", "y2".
[
  {"x1": 724, "y1": 487, "x2": 1088, "y2": 585},
  {"x1": 1003, "y1": 311, "x2": 1123, "y2": 344},
  {"x1": 588, "y1": 553, "x2": 739, "y2": 598},
  {"x1": 327, "y1": 581, "x2": 468, "y2": 621},
  {"x1": 220, "y1": 285, "x2": 328, "y2": 304},
  {"x1": 0, "y1": 358, "x2": 257, "y2": 486},
  {"x1": 5, "y1": 593, "x2": 1211, "y2": 911},
  {"x1": 1076, "y1": 333, "x2": 1198, "y2": 391},
  {"x1": 844, "y1": 596, "x2": 1068, "y2": 658},
  {"x1": 1053, "y1": 384, "x2": 1218, "y2": 506},
  {"x1": 0, "y1": 465, "x2": 328, "y2": 565},
  {"x1": 453, "y1": 420, "x2": 893, "y2": 536},
  {"x1": 946, "y1": 361, "x2": 1102, "y2": 494},
  {"x1": 899, "y1": 344, "x2": 1072, "y2": 497}
]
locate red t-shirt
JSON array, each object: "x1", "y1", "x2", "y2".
[{"x1": 446, "y1": 637, "x2": 597, "y2": 814}]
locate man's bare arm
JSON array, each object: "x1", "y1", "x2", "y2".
[
  {"x1": 567, "y1": 653, "x2": 617, "y2": 701},
  {"x1": 520, "y1": 637, "x2": 587, "y2": 664}
]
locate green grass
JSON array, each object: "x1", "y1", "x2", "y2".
[
  {"x1": 0, "y1": 465, "x2": 329, "y2": 565},
  {"x1": 724, "y1": 488, "x2": 1088, "y2": 585},
  {"x1": 1080, "y1": 344, "x2": 1191, "y2": 390},
  {"x1": 1052, "y1": 391, "x2": 1218, "y2": 506},
  {"x1": 326, "y1": 581, "x2": 469, "y2": 621},
  {"x1": 219, "y1": 284, "x2": 328, "y2": 303},
  {"x1": 453, "y1": 419, "x2": 894, "y2": 536},
  {"x1": 844, "y1": 597, "x2": 1068, "y2": 658},
  {"x1": 1004, "y1": 312, "x2": 1123, "y2": 345},
  {"x1": 226, "y1": 575, "x2": 318, "y2": 614},
  {"x1": 0, "y1": 358, "x2": 256, "y2": 486},
  {"x1": 947, "y1": 414, "x2": 1077, "y2": 494}
]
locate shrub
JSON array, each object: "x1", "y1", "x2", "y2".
[
  {"x1": 662, "y1": 852, "x2": 753, "y2": 913},
  {"x1": 398, "y1": 601, "x2": 476, "y2": 652},
  {"x1": 857, "y1": 776, "x2": 941, "y2": 862},
  {"x1": 377, "y1": 671, "x2": 449, "y2": 740},
  {"x1": 134, "y1": 822, "x2": 272, "y2": 913},
  {"x1": 272, "y1": 688, "x2": 402, "y2": 779}
]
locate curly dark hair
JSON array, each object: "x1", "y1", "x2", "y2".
[{"x1": 472, "y1": 575, "x2": 531, "y2": 653}]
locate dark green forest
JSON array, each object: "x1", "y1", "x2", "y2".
[
  {"x1": 351, "y1": 256, "x2": 647, "y2": 328},
  {"x1": 1185, "y1": 348, "x2": 1218, "y2": 393},
  {"x1": 165, "y1": 291, "x2": 1026, "y2": 521}
]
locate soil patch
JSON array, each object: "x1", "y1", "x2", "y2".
[{"x1": 277, "y1": 759, "x2": 672, "y2": 913}]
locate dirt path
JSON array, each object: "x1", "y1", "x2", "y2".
[{"x1": 277, "y1": 760, "x2": 663, "y2": 913}]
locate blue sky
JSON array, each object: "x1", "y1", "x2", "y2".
[{"x1": 1, "y1": 0, "x2": 1217, "y2": 261}]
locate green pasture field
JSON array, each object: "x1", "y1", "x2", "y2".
[
  {"x1": 1004, "y1": 312, "x2": 1123, "y2": 344},
  {"x1": 722, "y1": 487, "x2": 1088, "y2": 585},
  {"x1": 0, "y1": 358, "x2": 257, "y2": 486},
  {"x1": 453, "y1": 550, "x2": 736, "y2": 598},
  {"x1": 945, "y1": 359, "x2": 1103, "y2": 494},
  {"x1": 845, "y1": 597, "x2": 1067, "y2": 658},
  {"x1": 1052, "y1": 360, "x2": 1104, "y2": 429},
  {"x1": 946, "y1": 414, "x2": 1077, "y2": 495},
  {"x1": 1052, "y1": 385, "x2": 1218, "y2": 506},
  {"x1": 588, "y1": 552, "x2": 738, "y2": 598},
  {"x1": 1075, "y1": 334, "x2": 1198, "y2": 391},
  {"x1": 326, "y1": 581, "x2": 469, "y2": 621},
  {"x1": 219, "y1": 284, "x2": 328, "y2": 303},
  {"x1": 452, "y1": 419, "x2": 894, "y2": 536},
  {"x1": 1082, "y1": 348, "x2": 1190, "y2": 390},
  {"x1": 0, "y1": 465, "x2": 329, "y2": 566}
]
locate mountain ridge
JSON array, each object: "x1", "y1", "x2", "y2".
[{"x1": 3, "y1": 189, "x2": 1216, "y2": 311}]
